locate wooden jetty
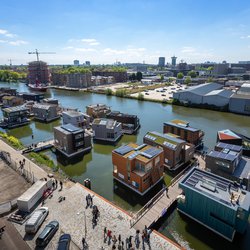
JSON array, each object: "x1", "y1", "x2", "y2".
[
  {"x1": 22, "y1": 139, "x2": 54, "y2": 154},
  {"x1": 130, "y1": 166, "x2": 193, "y2": 231}
]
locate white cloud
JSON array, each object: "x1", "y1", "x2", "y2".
[
  {"x1": 240, "y1": 35, "x2": 250, "y2": 39},
  {"x1": 0, "y1": 39, "x2": 7, "y2": 43},
  {"x1": 62, "y1": 46, "x2": 74, "y2": 50},
  {"x1": 75, "y1": 48, "x2": 97, "y2": 52},
  {"x1": 68, "y1": 38, "x2": 100, "y2": 46},
  {"x1": 181, "y1": 46, "x2": 196, "y2": 53},
  {"x1": 81, "y1": 38, "x2": 97, "y2": 43},
  {"x1": 9, "y1": 40, "x2": 28, "y2": 46},
  {"x1": 89, "y1": 42, "x2": 100, "y2": 46},
  {"x1": 0, "y1": 29, "x2": 16, "y2": 38}
]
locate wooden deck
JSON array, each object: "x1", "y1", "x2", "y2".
[
  {"x1": 22, "y1": 139, "x2": 54, "y2": 154},
  {"x1": 130, "y1": 164, "x2": 194, "y2": 231},
  {"x1": 131, "y1": 182, "x2": 182, "y2": 231}
]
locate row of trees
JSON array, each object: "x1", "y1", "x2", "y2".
[
  {"x1": 128, "y1": 72, "x2": 142, "y2": 81},
  {"x1": 0, "y1": 70, "x2": 26, "y2": 82}
]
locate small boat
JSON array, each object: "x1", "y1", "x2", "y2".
[{"x1": 28, "y1": 83, "x2": 48, "y2": 92}]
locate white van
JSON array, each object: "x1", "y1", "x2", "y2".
[{"x1": 25, "y1": 207, "x2": 49, "y2": 234}]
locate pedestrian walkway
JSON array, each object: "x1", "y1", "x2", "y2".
[
  {"x1": 0, "y1": 139, "x2": 47, "y2": 181},
  {"x1": 14, "y1": 183, "x2": 181, "y2": 250}
]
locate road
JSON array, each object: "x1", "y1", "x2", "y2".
[{"x1": 0, "y1": 218, "x2": 30, "y2": 250}]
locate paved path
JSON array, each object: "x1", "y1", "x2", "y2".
[
  {"x1": 132, "y1": 183, "x2": 182, "y2": 231},
  {"x1": 14, "y1": 183, "x2": 181, "y2": 250},
  {"x1": 0, "y1": 139, "x2": 48, "y2": 180},
  {"x1": 0, "y1": 218, "x2": 31, "y2": 250}
]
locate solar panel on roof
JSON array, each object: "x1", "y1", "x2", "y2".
[
  {"x1": 114, "y1": 145, "x2": 133, "y2": 155},
  {"x1": 61, "y1": 124, "x2": 80, "y2": 132},
  {"x1": 143, "y1": 147, "x2": 161, "y2": 157},
  {"x1": 140, "y1": 152, "x2": 153, "y2": 159}
]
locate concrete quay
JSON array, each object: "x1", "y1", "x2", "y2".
[
  {"x1": 0, "y1": 139, "x2": 181, "y2": 249},
  {"x1": 14, "y1": 183, "x2": 181, "y2": 250}
]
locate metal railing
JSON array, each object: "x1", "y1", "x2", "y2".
[
  {"x1": 130, "y1": 187, "x2": 166, "y2": 228},
  {"x1": 0, "y1": 151, "x2": 37, "y2": 184}
]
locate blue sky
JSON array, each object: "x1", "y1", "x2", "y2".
[{"x1": 1, "y1": 0, "x2": 250, "y2": 65}]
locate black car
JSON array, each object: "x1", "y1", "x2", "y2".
[
  {"x1": 36, "y1": 220, "x2": 59, "y2": 247},
  {"x1": 57, "y1": 234, "x2": 71, "y2": 250}
]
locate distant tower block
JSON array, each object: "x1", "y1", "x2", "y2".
[
  {"x1": 158, "y1": 57, "x2": 165, "y2": 67},
  {"x1": 171, "y1": 56, "x2": 177, "y2": 66}
]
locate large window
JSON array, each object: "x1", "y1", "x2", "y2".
[
  {"x1": 145, "y1": 162, "x2": 152, "y2": 172},
  {"x1": 136, "y1": 161, "x2": 145, "y2": 172},
  {"x1": 215, "y1": 160, "x2": 230, "y2": 169}
]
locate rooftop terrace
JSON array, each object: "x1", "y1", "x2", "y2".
[
  {"x1": 164, "y1": 119, "x2": 200, "y2": 132},
  {"x1": 114, "y1": 143, "x2": 163, "y2": 163},
  {"x1": 145, "y1": 131, "x2": 185, "y2": 149},
  {"x1": 180, "y1": 168, "x2": 250, "y2": 211}
]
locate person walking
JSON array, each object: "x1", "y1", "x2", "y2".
[
  {"x1": 104, "y1": 227, "x2": 107, "y2": 240},
  {"x1": 86, "y1": 195, "x2": 89, "y2": 207},
  {"x1": 107, "y1": 230, "x2": 112, "y2": 245},
  {"x1": 60, "y1": 181, "x2": 63, "y2": 190},
  {"x1": 112, "y1": 235, "x2": 117, "y2": 246},
  {"x1": 118, "y1": 234, "x2": 121, "y2": 245}
]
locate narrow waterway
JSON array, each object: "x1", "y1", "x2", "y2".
[{"x1": 1, "y1": 82, "x2": 250, "y2": 250}]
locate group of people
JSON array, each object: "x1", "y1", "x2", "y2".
[
  {"x1": 18, "y1": 158, "x2": 25, "y2": 173},
  {"x1": 92, "y1": 205, "x2": 100, "y2": 227},
  {"x1": 103, "y1": 226, "x2": 151, "y2": 250},
  {"x1": 52, "y1": 179, "x2": 63, "y2": 191}
]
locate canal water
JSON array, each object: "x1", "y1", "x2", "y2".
[{"x1": 1, "y1": 82, "x2": 250, "y2": 249}]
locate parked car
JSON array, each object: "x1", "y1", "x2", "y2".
[
  {"x1": 36, "y1": 220, "x2": 59, "y2": 247},
  {"x1": 161, "y1": 94, "x2": 166, "y2": 96},
  {"x1": 57, "y1": 234, "x2": 71, "y2": 250},
  {"x1": 25, "y1": 207, "x2": 49, "y2": 234},
  {"x1": 145, "y1": 93, "x2": 149, "y2": 95}
]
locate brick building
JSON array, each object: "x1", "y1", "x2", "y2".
[
  {"x1": 92, "y1": 71, "x2": 127, "y2": 83},
  {"x1": 112, "y1": 143, "x2": 164, "y2": 195},
  {"x1": 143, "y1": 131, "x2": 194, "y2": 170},
  {"x1": 163, "y1": 120, "x2": 204, "y2": 148}
]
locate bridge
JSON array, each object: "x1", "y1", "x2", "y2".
[
  {"x1": 130, "y1": 165, "x2": 193, "y2": 231},
  {"x1": 22, "y1": 139, "x2": 54, "y2": 154}
]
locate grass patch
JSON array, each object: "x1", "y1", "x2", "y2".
[
  {"x1": 28, "y1": 152, "x2": 58, "y2": 171},
  {"x1": 0, "y1": 131, "x2": 24, "y2": 149}
]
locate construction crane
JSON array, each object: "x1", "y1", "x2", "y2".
[
  {"x1": 28, "y1": 49, "x2": 56, "y2": 61},
  {"x1": 8, "y1": 59, "x2": 12, "y2": 67}
]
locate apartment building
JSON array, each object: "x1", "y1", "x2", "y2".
[{"x1": 112, "y1": 143, "x2": 164, "y2": 195}]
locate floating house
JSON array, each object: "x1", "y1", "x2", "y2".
[
  {"x1": 18, "y1": 92, "x2": 44, "y2": 102},
  {"x1": 86, "y1": 104, "x2": 111, "y2": 119},
  {"x1": 62, "y1": 110, "x2": 90, "y2": 129},
  {"x1": 0, "y1": 106, "x2": 30, "y2": 128},
  {"x1": 106, "y1": 111, "x2": 140, "y2": 134},
  {"x1": 54, "y1": 124, "x2": 91, "y2": 158},
  {"x1": 206, "y1": 142, "x2": 250, "y2": 191},
  {"x1": 143, "y1": 131, "x2": 195, "y2": 170},
  {"x1": 163, "y1": 119, "x2": 205, "y2": 148},
  {"x1": 33, "y1": 103, "x2": 60, "y2": 122},
  {"x1": 112, "y1": 143, "x2": 164, "y2": 195},
  {"x1": 2, "y1": 96, "x2": 23, "y2": 108},
  {"x1": 92, "y1": 118, "x2": 122, "y2": 143},
  {"x1": 178, "y1": 168, "x2": 250, "y2": 241}
]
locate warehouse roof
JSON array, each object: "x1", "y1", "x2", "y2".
[
  {"x1": 177, "y1": 82, "x2": 222, "y2": 96},
  {"x1": 204, "y1": 89, "x2": 233, "y2": 98}
]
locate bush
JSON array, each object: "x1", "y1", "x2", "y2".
[
  {"x1": 105, "y1": 88, "x2": 113, "y2": 95},
  {"x1": 115, "y1": 89, "x2": 127, "y2": 97},
  {"x1": 0, "y1": 132, "x2": 23, "y2": 149},
  {"x1": 29, "y1": 152, "x2": 57, "y2": 170},
  {"x1": 137, "y1": 93, "x2": 144, "y2": 100}
]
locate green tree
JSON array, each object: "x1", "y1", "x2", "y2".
[
  {"x1": 177, "y1": 72, "x2": 184, "y2": 79},
  {"x1": 105, "y1": 88, "x2": 113, "y2": 95},
  {"x1": 136, "y1": 71, "x2": 142, "y2": 81},
  {"x1": 160, "y1": 74, "x2": 164, "y2": 81},
  {"x1": 184, "y1": 76, "x2": 192, "y2": 85},
  {"x1": 137, "y1": 93, "x2": 144, "y2": 100},
  {"x1": 129, "y1": 73, "x2": 136, "y2": 81},
  {"x1": 187, "y1": 70, "x2": 197, "y2": 78}
]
